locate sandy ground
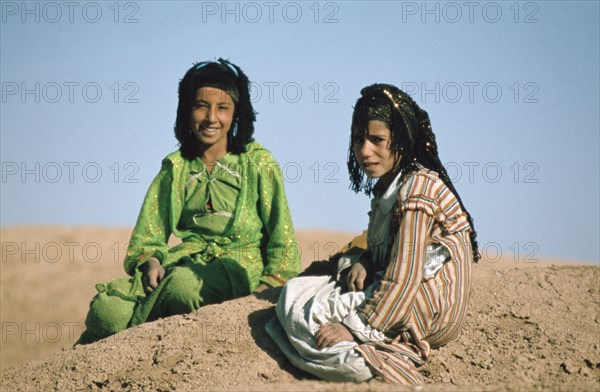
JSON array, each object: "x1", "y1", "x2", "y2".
[{"x1": 1, "y1": 226, "x2": 599, "y2": 391}]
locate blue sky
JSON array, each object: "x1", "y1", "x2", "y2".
[{"x1": 1, "y1": 1, "x2": 599, "y2": 263}]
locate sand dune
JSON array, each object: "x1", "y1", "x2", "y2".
[{"x1": 1, "y1": 227, "x2": 598, "y2": 391}]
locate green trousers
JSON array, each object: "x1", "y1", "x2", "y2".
[{"x1": 77, "y1": 257, "x2": 241, "y2": 344}]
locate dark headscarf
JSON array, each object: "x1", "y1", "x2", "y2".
[
  {"x1": 348, "y1": 83, "x2": 480, "y2": 262},
  {"x1": 188, "y1": 61, "x2": 240, "y2": 103}
]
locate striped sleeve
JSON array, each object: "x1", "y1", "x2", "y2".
[{"x1": 360, "y1": 208, "x2": 435, "y2": 331}]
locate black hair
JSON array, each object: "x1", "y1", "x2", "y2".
[
  {"x1": 174, "y1": 58, "x2": 256, "y2": 159},
  {"x1": 348, "y1": 83, "x2": 480, "y2": 262}
]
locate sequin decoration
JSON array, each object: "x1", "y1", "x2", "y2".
[{"x1": 123, "y1": 141, "x2": 301, "y2": 291}]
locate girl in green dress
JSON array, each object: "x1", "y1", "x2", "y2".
[{"x1": 77, "y1": 59, "x2": 301, "y2": 344}]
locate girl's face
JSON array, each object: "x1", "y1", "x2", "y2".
[
  {"x1": 353, "y1": 120, "x2": 399, "y2": 183},
  {"x1": 189, "y1": 87, "x2": 235, "y2": 150}
]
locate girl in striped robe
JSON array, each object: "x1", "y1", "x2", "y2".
[{"x1": 268, "y1": 83, "x2": 479, "y2": 384}]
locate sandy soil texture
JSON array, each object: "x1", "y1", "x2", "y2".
[{"x1": 1, "y1": 227, "x2": 599, "y2": 391}]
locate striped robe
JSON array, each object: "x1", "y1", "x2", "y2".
[{"x1": 355, "y1": 168, "x2": 473, "y2": 384}]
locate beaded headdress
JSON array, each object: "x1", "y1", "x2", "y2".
[{"x1": 347, "y1": 83, "x2": 480, "y2": 262}]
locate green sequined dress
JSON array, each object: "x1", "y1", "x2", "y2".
[{"x1": 78, "y1": 142, "x2": 300, "y2": 344}]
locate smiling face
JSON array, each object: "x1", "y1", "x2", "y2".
[
  {"x1": 189, "y1": 87, "x2": 235, "y2": 153},
  {"x1": 352, "y1": 120, "x2": 400, "y2": 185}
]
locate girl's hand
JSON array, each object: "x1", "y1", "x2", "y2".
[
  {"x1": 141, "y1": 257, "x2": 166, "y2": 295},
  {"x1": 315, "y1": 323, "x2": 355, "y2": 349},
  {"x1": 347, "y1": 261, "x2": 368, "y2": 291}
]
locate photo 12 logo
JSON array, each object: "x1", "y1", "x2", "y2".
[
  {"x1": 2, "y1": 241, "x2": 130, "y2": 264},
  {"x1": 2, "y1": 321, "x2": 83, "y2": 344},
  {"x1": 249, "y1": 81, "x2": 339, "y2": 104},
  {"x1": 402, "y1": 81, "x2": 540, "y2": 104},
  {"x1": 1, "y1": 162, "x2": 140, "y2": 184},
  {"x1": 444, "y1": 161, "x2": 540, "y2": 184},
  {"x1": 200, "y1": 1, "x2": 340, "y2": 23},
  {"x1": 1, "y1": 2, "x2": 140, "y2": 23},
  {"x1": 400, "y1": 1, "x2": 540, "y2": 24},
  {"x1": 1, "y1": 82, "x2": 139, "y2": 104},
  {"x1": 480, "y1": 241, "x2": 540, "y2": 264}
]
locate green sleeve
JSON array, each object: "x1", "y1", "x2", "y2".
[
  {"x1": 123, "y1": 159, "x2": 173, "y2": 275},
  {"x1": 254, "y1": 151, "x2": 301, "y2": 287}
]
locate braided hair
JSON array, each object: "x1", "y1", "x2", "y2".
[
  {"x1": 175, "y1": 58, "x2": 256, "y2": 159},
  {"x1": 348, "y1": 83, "x2": 480, "y2": 262}
]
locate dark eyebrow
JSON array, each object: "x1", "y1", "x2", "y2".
[
  {"x1": 192, "y1": 99, "x2": 232, "y2": 106},
  {"x1": 366, "y1": 131, "x2": 389, "y2": 138}
]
